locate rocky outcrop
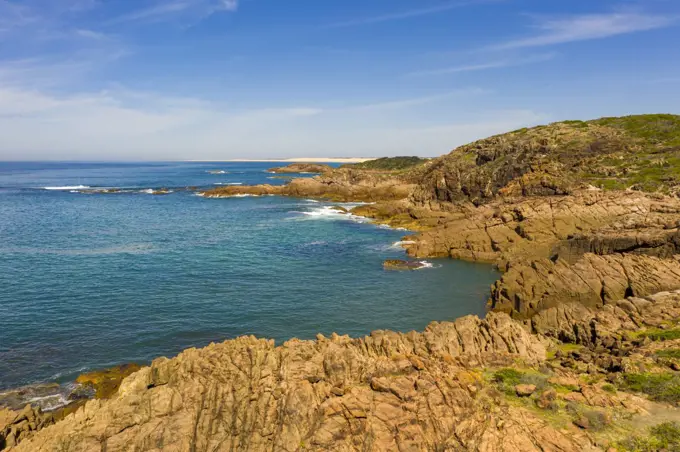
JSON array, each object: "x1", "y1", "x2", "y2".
[
  {"x1": 491, "y1": 254, "x2": 680, "y2": 317},
  {"x1": 530, "y1": 290, "x2": 680, "y2": 347},
  {"x1": 14, "y1": 290, "x2": 680, "y2": 451},
  {"x1": 267, "y1": 163, "x2": 333, "y2": 174},
  {"x1": 11, "y1": 313, "x2": 569, "y2": 452},
  {"x1": 390, "y1": 190, "x2": 680, "y2": 317},
  {"x1": 202, "y1": 167, "x2": 416, "y2": 202}
]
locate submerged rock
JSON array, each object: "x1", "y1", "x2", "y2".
[
  {"x1": 383, "y1": 259, "x2": 428, "y2": 270},
  {"x1": 75, "y1": 363, "x2": 142, "y2": 400}
]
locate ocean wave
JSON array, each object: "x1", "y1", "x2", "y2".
[
  {"x1": 417, "y1": 261, "x2": 435, "y2": 269},
  {"x1": 206, "y1": 170, "x2": 228, "y2": 174},
  {"x1": 139, "y1": 189, "x2": 172, "y2": 194},
  {"x1": 305, "y1": 199, "x2": 320, "y2": 203},
  {"x1": 25, "y1": 393, "x2": 71, "y2": 411},
  {"x1": 43, "y1": 185, "x2": 90, "y2": 190},
  {"x1": 213, "y1": 182, "x2": 243, "y2": 185},
  {"x1": 295, "y1": 206, "x2": 369, "y2": 223}
]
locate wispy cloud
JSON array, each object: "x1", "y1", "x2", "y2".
[
  {"x1": 75, "y1": 28, "x2": 108, "y2": 40},
  {"x1": 112, "y1": 0, "x2": 238, "y2": 23},
  {"x1": 493, "y1": 12, "x2": 678, "y2": 50},
  {"x1": 405, "y1": 53, "x2": 555, "y2": 77},
  {"x1": 325, "y1": 0, "x2": 500, "y2": 28}
]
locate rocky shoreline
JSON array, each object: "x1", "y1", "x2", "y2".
[{"x1": 3, "y1": 115, "x2": 680, "y2": 451}]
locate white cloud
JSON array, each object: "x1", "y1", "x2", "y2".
[
  {"x1": 494, "y1": 12, "x2": 677, "y2": 49},
  {"x1": 406, "y1": 53, "x2": 555, "y2": 77}
]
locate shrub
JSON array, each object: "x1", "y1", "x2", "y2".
[
  {"x1": 620, "y1": 373, "x2": 680, "y2": 404},
  {"x1": 656, "y1": 349, "x2": 680, "y2": 359},
  {"x1": 617, "y1": 421, "x2": 680, "y2": 451},
  {"x1": 491, "y1": 368, "x2": 549, "y2": 395},
  {"x1": 601, "y1": 383, "x2": 617, "y2": 394}
]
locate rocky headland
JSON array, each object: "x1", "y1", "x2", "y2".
[
  {"x1": 267, "y1": 163, "x2": 334, "y2": 174},
  {"x1": 4, "y1": 114, "x2": 680, "y2": 451}
]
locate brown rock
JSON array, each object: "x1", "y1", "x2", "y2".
[
  {"x1": 515, "y1": 384, "x2": 537, "y2": 397},
  {"x1": 382, "y1": 259, "x2": 428, "y2": 271}
]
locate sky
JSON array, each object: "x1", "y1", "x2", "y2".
[{"x1": 0, "y1": 0, "x2": 679, "y2": 160}]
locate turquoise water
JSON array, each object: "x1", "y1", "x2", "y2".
[{"x1": 0, "y1": 162, "x2": 498, "y2": 394}]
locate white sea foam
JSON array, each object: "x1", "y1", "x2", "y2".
[
  {"x1": 213, "y1": 182, "x2": 243, "y2": 185},
  {"x1": 26, "y1": 393, "x2": 70, "y2": 412},
  {"x1": 43, "y1": 185, "x2": 90, "y2": 190},
  {"x1": 207, "y1": 170, "x2": 228, "y2": 174},
  {"x1": 301, "y1": 206, "x2": 343, "y2": 216},
  {"x1": 139, "y1": 189, "x2": 172, "y2": 194},
  {"x1": 391, "y1": 240, "x2": 416, "y2": 249},
  {"x1": 305, "y1": 199, "x2": 320, "y2": 203},
  {"x1": 297, "y1": 206, "x2": 369, "y2": 223},
  {"x1": 417, "y1": 261, "x2": 434, "y2": 269}
]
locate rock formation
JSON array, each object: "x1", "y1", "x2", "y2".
[
  {"x1": 201, "y1": 167, "x2": 416, "y2": 202},
  {"x1": 10, "y1": 291, "x2": 680, "y2": 451},
  {"x1": 267, "y1": 163, "x2": 333, "y2": 174}
]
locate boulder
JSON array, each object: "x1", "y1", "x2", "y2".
[{"x1": 515, "y1": 384, "x2": 537, "y2": 397}]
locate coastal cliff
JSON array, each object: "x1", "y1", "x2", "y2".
[{"x1": 4, "y1": 114, "x2": 680, "y2": 451}]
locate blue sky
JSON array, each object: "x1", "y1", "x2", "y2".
[{"x1": 1, "y1": 0, "x2": 679, "y2": 160}]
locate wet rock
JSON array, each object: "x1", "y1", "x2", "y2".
[
  {"x1": 75, "y1": 363, "x2": 142, "y2": 399},
  {"x1": 382, "y1": 259, "x2": 428, "y2": 271}
]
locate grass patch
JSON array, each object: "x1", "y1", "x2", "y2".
[
  {"x1": 641, "y1": 328, "x2": 680, "y2": 341},
  {"x1": 619, "y1": 372, "x2": 680, "y2": 404},
  {"x1": 656, "y1": 349, "x2": 680, "y2": 359},
  {"x1": 617, "y1": 421, "x2": 680, "y2": 451}
]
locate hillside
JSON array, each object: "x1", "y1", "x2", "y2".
[
  {"x1": 412, "y1": 114, "x2": 680, "y2": 205},
  {"x1": 343, "y1": 156, "x2": 430, "y2": 171}
]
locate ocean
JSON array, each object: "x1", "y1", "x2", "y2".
[{"x1": 0, "y1": 161, "x2": 498, "y2": 405}]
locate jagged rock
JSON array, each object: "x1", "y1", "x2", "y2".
[{"x1": 12, "y1": 312, "x2": 586, "y2": 452}]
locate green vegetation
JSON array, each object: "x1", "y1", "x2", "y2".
[
  {"x1": 593, "y1": 114, "x2": 680, "y2": 147},
  {"x1": 346, "y1": 156, "x2": 429, "y2": 171},
  {"x1": 641, "y1": 328, "x2": 680, "y2": 341},
  {"x1": 618, "y1": 372, "x2": 680, "y2": 404},
  {"x1": 617, "y1": 421, "x2": 680, "y2": 451},
  {"x1": 491, "y1": 368, "x2": 549, "y2": 395},
  {"x1": 601, "y1": 383, "x2": 617, "y2": 394},
  {"x1": 657, "y1": 349, "x2": 680, "y2": 359}
]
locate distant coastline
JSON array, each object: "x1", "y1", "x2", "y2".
[{"x1": 186, "y1": 157, "x2": 376, "y2": 163}]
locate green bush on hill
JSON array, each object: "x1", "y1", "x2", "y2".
[{"x1": 345, "y1": 156, "x2": 429, "y2": 171}]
